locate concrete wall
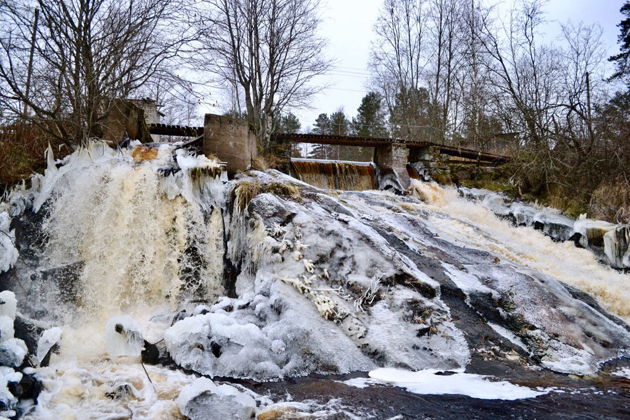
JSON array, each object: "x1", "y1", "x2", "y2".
[
  {"x1": 101, "y1": 99, "x2": 152, "y2": 145},
  {"x1": 129, "y1": 99, "x2": 163, "y2": 142},
  {"x1": 203, "y1": 114, "x2": 257, "y2": 173},
  {"x1": 373, "y1": 144, "x2": 410, "y2": 190}
]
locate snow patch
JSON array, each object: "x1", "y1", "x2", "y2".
[{"x1": 367, "y1": 368, "x2": 550, "y2": 400}]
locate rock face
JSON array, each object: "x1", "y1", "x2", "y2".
[{"x1": 160, "y1": 171, "x2": 630, "y2": 379}]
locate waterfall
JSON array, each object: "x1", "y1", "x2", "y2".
[
  {"x1": 291, "y1": 158, "x2": 376, "y2": 190},
  {"x1": 408, "y1": 179, "x2": 630, "y2": 322},
  {"x1": 37, "y1": 143, "x2": 226, "y2": 316}
]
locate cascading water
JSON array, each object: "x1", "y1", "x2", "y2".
[
  {"x1": 409, "y1": 180, "x2": 630, "y2": 322},
  {"x1": 0, "y1": 143, "x2": 629, "y2": 418},
  {"x1": 290, "y1": 158, "x2": 376, "y2": 190},
  {"x1": 1, "y1": 142, "x2": 230, "y2": 418}
]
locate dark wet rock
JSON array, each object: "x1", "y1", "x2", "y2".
[
  {"x1": 141, "y1": 340, "x2": 160, "y2": 365},
  {"x1": 8, "y1": 372, "x2": 41, "y2": 402},
  {"x1": 105, "y1": 383, "x2": 135, "y2": 400},
  {"x1": 252, "y1": 372, "x2": 630, "y2": 420},
  {"x1": 13, "y1": 315, "x2": 44, "y2": 357}
]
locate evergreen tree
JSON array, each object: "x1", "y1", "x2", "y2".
[
  {"x1": 330, "y1": 110, "x2": 350, "y2": 135},
  {"x1": 310, "y1": 113, "x2": 333, "y2": 158},
  {"x1": 312, "y1": 113, "x2": 332, "y2": 134},
  {"x1": 609, "y1": 1, "x2": 630, "y2": 89},
  {"x1": 276, "y1": 112, "x2": 301, "y2": 133},
  {"x1": 351, "y1": 92, "x2": 388, "y2": 137}
]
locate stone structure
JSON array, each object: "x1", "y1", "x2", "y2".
[
  {"x1": 128, "y1": 98, "x2": 164, "y2": 142},
  {"x1": 373, "y1": 144, "x2": 411, "y2": 191},
  {"x1": 101, "y1": 99, "x2": 153, "y2": 145},
  {"x1": 203, "y1": 114, "x2": 257, "y2": 173}
]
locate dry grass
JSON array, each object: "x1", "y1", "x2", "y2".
[
  {"x1": 589, "y1": 178, "x2": 630, "y2": 223},
  {"x1": 0, "y1": 122, "x2": 69, "y2": 192},
  {"x1": 252, "y1": 153, "x2": 286, "y2": 171},
  {"x1": 233, "y1": 181, "x2": 262, "y2": 212},
  {"x1": 233, "y1": 180, "x2": 301, "y2": 212}
]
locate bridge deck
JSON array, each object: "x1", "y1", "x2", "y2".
[
  {"x1": 273, "y1": 133, "x2": 510, "y2": 163},
  {"x1": 148, "y1": 123, "x2": 203, "y2": 137}
]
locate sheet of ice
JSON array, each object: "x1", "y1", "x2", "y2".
[
  {"x1": 0, "y1": 213, "x2": 18, "y2": 273},
  {"x1": 0, "y1": 316, "x2": 14, "y2": 343},
  {"x1": 368, "y1": 368, "x2": 549, "y2": 400},
  {"x1": 36, "y1": 327, "x2": 63, "y2": 366},
  {"x1": 176, "y1": 377, "x2": 256, "y2": 420},
  {"x1": 487, "y1": 322, "x2": 528, "y2": 352}
]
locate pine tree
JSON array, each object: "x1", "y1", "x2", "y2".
[
  {"x1": 276, "y1": 112, "x2": 301, "y2": 133},
  {"x1": 312, "y1": 113, "x2": 332, "y2": 134},
  {"x1": 310, "y1": 113, "x2": 333, "y2": 158},
  {"x1": 351, "y1": 92, "x2": 388, "y2": 137},
  {"x1": 609, "y1": 1, "x2": 630, "y2": 89},
  {"x1": 330, "y1": 110, "x2": 350, "y2": 135}
]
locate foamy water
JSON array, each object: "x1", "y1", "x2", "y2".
[{"x1": 409, "y1": 180, "x2": 630, "y2": 323}]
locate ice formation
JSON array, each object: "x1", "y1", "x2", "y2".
[
  {"x1": 176, "y1": 377, "x2": 256, "y2": 420},
  {"x1": 0, "y1": 212, "x2": 18, "y2": 273},
  {"x1": 0, "y1": 142, "x2": 628, "y2": 417}
]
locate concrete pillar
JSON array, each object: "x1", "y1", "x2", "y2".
[
  {"x1": 203, "y1": 114, "x2": 257, "y2": 174},
  {"x1": 373, "y1": 144, "x2": 410, "y2": 191},
  {"x1": 407, "y1": 146, "x2": 436, "y2": 181}
]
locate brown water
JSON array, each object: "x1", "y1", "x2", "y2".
[{"x1": 291, "y1": 159, "x2": 376, "y2": 190}]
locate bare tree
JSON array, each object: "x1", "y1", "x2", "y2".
[
  {"x1": 370, "y1": 0, "x2": 429, "y2": 139},
  {"x1": 0, "y1": 0, "x2": 191, "y2": 142},
  {"x1": 194, "y1": 0, "x2": 330, "y2": 151}
]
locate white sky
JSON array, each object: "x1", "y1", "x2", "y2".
[{"x1": 200, "y1": 0, "x2": 625, "y2": 130}]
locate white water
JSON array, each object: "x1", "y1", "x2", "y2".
[
  {"x1": 13, "y1": 143, "x2": 229, "y2": 418},
  {"x1": 409, "y1": 180, "x2": 630, "y2": 323}
]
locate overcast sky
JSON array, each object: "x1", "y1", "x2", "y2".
[{"x1": 202, "y1": 0, "x2": 625, "y2": 129}]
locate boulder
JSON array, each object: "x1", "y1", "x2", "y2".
[{"x1": 176, "y1": 378, "x2": 256, "y2": 420}]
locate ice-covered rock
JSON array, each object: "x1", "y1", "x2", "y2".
[
  {"x1": 176, "y1": 377, "x2": 256, "y2": 420},
  {"x1": 165, "y1": 292, "x2": 375, "y2": 379},
  {"x1": 0, "y1": 338, "x2": 28, "y2": 367},
  {"x1": 604, "y1": 226, "x2": 630, "y2": 269},
  {"x1": 0, "y1": 213, "x2": 18, "y2": 274},
  {"x1": 0, "y1": 317, "x2": 14, "y2": 345},
  {"x1": 0, "y1": 291, "x2": 17, "y2": 321},
  {"x1": 0, "y1": 366, "x2": 20, "y2": 417},
  {"x1": 459, "y1": 186, "x2": 630, "y2": 267}
]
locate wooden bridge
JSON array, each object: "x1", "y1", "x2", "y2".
[
  {"x1": 146, "y1": 117, "x2": 512, "y2": 190},
  {"x1": 272, "y1": 133, "x2": 511, "y2": 164},
  {"x1": 146, "y1": 123, "x2": 511, "y2": 165}
]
